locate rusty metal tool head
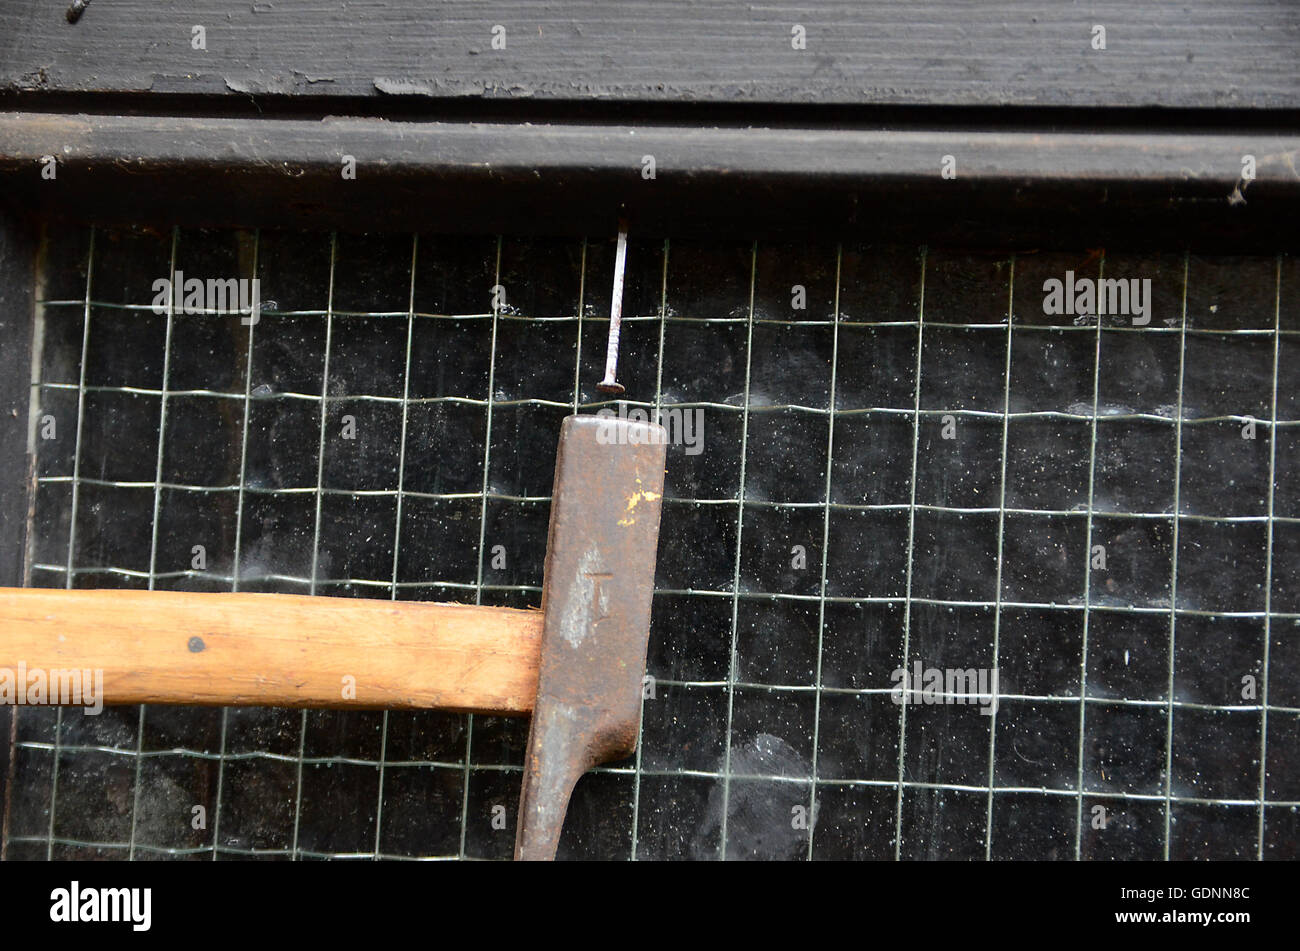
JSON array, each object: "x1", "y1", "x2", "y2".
[{"x1": 515, "y1": 413, "x2": 666, "y2": 860}]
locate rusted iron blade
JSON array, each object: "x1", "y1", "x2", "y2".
[{"x1": 514, "y1": 414, "x2": 667, "y2": 860}]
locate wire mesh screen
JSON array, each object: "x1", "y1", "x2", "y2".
[{"x1": 5, "y1": 225, "x2": 1298, "y2": 860}]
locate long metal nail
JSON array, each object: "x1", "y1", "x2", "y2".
[{"x1": 596, "y1": 218, "x2": 630, "y2": 395}]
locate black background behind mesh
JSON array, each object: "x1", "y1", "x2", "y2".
[{"x1": 5, "y1": 226, "x2": 1298, "y2": 860}]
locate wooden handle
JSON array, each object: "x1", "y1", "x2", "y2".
[{"x1": 0, "y1": 588, "x2": 543, "y2": 715}]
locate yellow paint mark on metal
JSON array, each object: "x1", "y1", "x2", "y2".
[{"x1": 618, "y1": 480, "x2": 662, "y2": 526}]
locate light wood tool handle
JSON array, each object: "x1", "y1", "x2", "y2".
[{"x1": 0, "y1": 588, "x2": 543, "y2": 715}]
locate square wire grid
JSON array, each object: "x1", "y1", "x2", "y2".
[{"x1": 4, "y1": 226, "x2": 1298, "y2": 860}]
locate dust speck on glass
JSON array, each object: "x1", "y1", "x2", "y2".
[{"x1": 8, "y1": 225, "x2": 1298, "y2": 860}]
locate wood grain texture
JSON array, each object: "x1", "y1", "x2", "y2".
[
  {"x1": 0, "y1": 1, "x2": 1297, "y2": 109},
  {"x1": 3, "y1": 112, "x2": 1299, "y2": 250},
  {"x1": 0, "y1": 588, "x2": 543, "y2": 715},
  {"x1": 6, "y1": 113, "x2": 1300, "y2": 184}
]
